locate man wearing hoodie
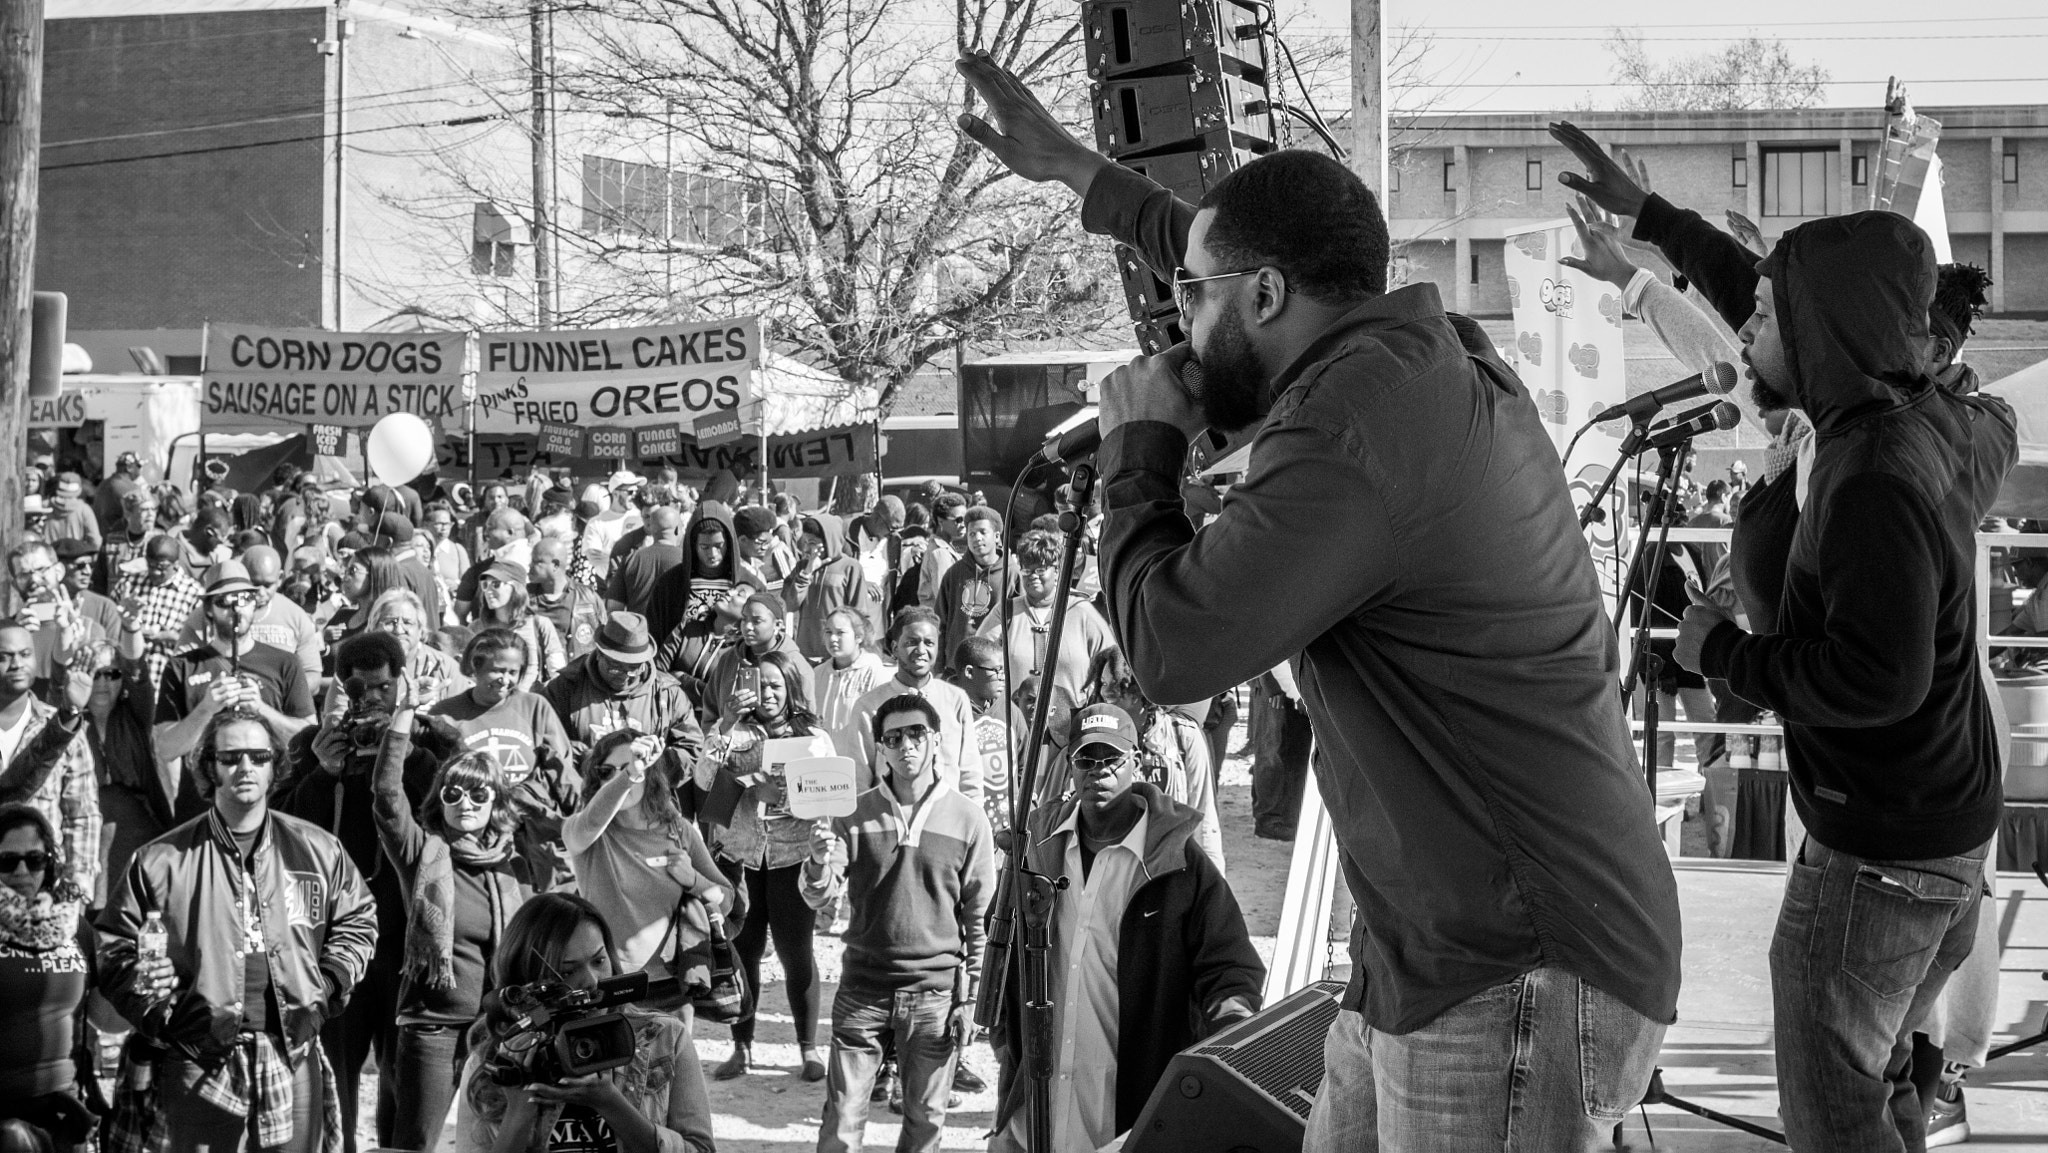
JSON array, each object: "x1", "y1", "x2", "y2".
[
  {"x1": 789, "y1": 512, "x2": 880, "y2": 662},
  {"x1": 646, "y1": 501, "x2": 766, "y2": 703},
  {"x1": 989, "y1": 703, "x2": 1263, "y2": 1153},
  {"x1": 1560, "y1": 161, "x2": 2020, "y2": 1149}
]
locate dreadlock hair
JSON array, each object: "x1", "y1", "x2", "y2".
[{"x1": 1931, "y1": 262, "x2": 1994, "y2": 348}]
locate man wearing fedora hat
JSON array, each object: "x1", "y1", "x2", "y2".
[
  {"x1": 152, "y1": 560, "x2": 317, "y2": 766},
  {"x1": 541, "y1": 610, "x2": 703, "y2": 770}
]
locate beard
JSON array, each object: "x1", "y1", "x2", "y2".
[
  {"x1": 1191, "y1": 307, "x2": 1269, "y2": 433},
  {"x1": 1750, "y1": 376, "x2": 1793, "y2": 416}
]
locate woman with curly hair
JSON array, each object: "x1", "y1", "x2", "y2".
[
  {"x1": 371, "y1": 710, "x2": 532, "y2": 1152},
  {"x1": 977, "y1": 527, "x2": 1117, "y2": 706},
  {"x1": 456, "y1": 892, "x2": 715, "y2": 1153}
]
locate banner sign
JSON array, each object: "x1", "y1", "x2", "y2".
[
  {"x1": 202, "y1": 324, "x2": 464, "y2": 432},
  {"x1": 308, "y1": 423, "x2": 345, "y2": 457},
  {"x1": 441, "y1": 422, "x2": 876, "y2": 480},
  {"x1": 472, "y1": 317, "x2": 760, "y2": 435},
  {"x1": 693, "y1": 410, "x2": 744, "y2": 448},
  {"x1": 1501, "y1": 223, "x2": 1626, "y2": 459},
  {"x1": 588, "y1": 429, "x2": 632, "y2": 458},
  {"x1": 635, "y1": 423, "x2": 684, "y2": 458},
  {"x1": 538, "y1": 423, "x2": 584, "y2": 457}
]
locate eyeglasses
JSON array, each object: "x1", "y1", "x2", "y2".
[
  {"x1": 0, "y1": 851, "x2": 49, "y2": 874},
  {"x1": 94, "y1": 668, "x2": 125, "y2": 682},
  {"x1": 215, "y1": 748, "x2": 277, "y2": 768},
  {"x1": 1172, "y1": 266, "x2": 1260, "y2": 311},
  {"x1": 441, "y1": 784, "x2": 495, "y2": 806},
  {"x1": 1074, "y1": 751, "x2": 1127, "y2": 773},
  {"x1": 374, "y1": 616, "x2": 421, "y2": 632},
  {"x1": 878, "y1": 725, "x2": 934, "y2": 749},
  {"x1": 212, "y1": 592, "x2": 258, "y2": 608},
  {"x1": 1021, "y1": 565, "x2": 1058, "y2": 578},
  {"x1": 962, "y1": 664, "x2": 1003, "y2": 677}
]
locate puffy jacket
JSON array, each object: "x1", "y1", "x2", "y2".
[{"x1": 96, "y1": 807, "x2": 378, "y2": 1063}]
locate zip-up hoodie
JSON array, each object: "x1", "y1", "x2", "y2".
[
  {"x1": 1697, "y1": 211, "x2": 2018, "y2": 860},
  {"x1": 646, "y1": 501, "x2": 764, "y2": 700},
  {"x1": 990, "y1": 783, "x2": 1263, "y2": 1136},
  {"x1": 788, "y1": 511, "x2": 877, "y2": 661}
]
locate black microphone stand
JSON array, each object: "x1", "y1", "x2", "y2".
[{"x1": 973, "y1": 459, "x2": 1092, "y2": 1153}]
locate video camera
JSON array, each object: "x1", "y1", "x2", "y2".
[{"x1": 481, "y1": 971, "x2": 680, "y2": 1087}]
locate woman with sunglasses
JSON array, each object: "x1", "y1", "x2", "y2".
[
  {"x1": 471, "y1": 560, "x2": 566, "y2": 692},
  {"x1": 564, "y1": 730, "x2": 732, "y2": 1006},
  {"x1": 0, "y1": 802, "x2": 99, "y2": 1151},
  {"x1": 330, "y1": 544, "x2": 406, "y2": 650},
  {"x1": 693, "y1": 648, "x2": 828, "y2": 1082},
  {"x1": 370, "y1": 706, "x2": 531, "y2": 1152}
]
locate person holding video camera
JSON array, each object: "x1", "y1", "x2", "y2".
[
  {"x1": 457, "y1": 892, "x2": 716, "y2": 1153},
  {"x1": 276, "y1": 630, "x2": 463, "y2": 1152},
  {"x1": 369, "y1": 711, "x2": 532, "y2": 1152},
  {"x1": 97, "y1": 706, "x2": 378, "y2": 1153},
  {"x1": 693, "y1": 648, "x2": 829, "y2": 1083}
]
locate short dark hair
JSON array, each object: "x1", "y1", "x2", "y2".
[
  {"x1": 1197, "y1": 149, "x2": 1389, "y2": 303},
  {"x1": 734, "y1": 505, "x2": 778, "y2": 538},
  {"x1": 904, "y1": 503, "x2": 932, "y2": 530},
  {"x1": 953, "y1": 634, "x2": 1002, "y2": 673},
  {"x1": 334, "y1": 630, "x2": 407, "y2": 682},
  {"x1": 887, "y1": 605, "x2": 941, "y2": 648},
  {"x1": 963, "y1": 506, "x2": 1003, "y2": 534},
  {"x1": 871, "y1": 693, "x2": 942, "y2": 743},
  {"x1": 464, "y1": 625, "x2": 530, "y2": 675},
  {"x1": 1703, "y1": 480, "x2": 1730, "y2": 502},
  {"x1": 933, "y1": 493, "x2": 968, "y2": 519}
]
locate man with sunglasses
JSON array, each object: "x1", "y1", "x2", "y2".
[
  {"x1": 98, "y1": 706, "x2": 378, "y2": 1153},
  {"x1": 8, "y1": 540, "x2": 116, "y2": 705},
  {"x1": 989, "y1": 703, "x2": 1261, "y2": 1153},
  {"x1": 153, "y1": 562, "x2": 317, "y2": 772},
  {"x1": 959, "y1": 54, "x2": 1681, "y2": 1149},
  {"x1": 802, "y1": 693, "x2": 994, "y2": 1153},
  {"x1": 914, "y1": 493, "x2": 968, "y2": 612},
  {"x1": 0, "y1": 625, "x2": 100, "y2": 899}
]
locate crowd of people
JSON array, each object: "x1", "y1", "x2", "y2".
[{"x1": 0, "y1": 436, "x2": 1263, "y2": 1153}]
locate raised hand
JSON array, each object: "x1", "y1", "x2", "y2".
[
  {"x1": 956, "y1": 51, "x2": 1107, "y2": 195},
  {"x1": 1559, "y1": 197, "x2": 1640, "y2": 290},
  {"x1": 1548, "y1": 120, "x2": 1649, "y2": 220}
]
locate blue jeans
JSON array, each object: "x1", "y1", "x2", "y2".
[
  {"x1": 817, "y1": 986, "x2": 956, "y2": 1153},
  {"x1": 1773, "y1": 835, "x2": 1990, "y2": 1153},
  {"x1": 1303, "y1": 967, "x2": 1664, "y2": 1152},
  {"x1": 387, "y1": 1023, "x2": 462, "y2": 1152}
]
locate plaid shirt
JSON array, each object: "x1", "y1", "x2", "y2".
[
  {"x1": 120, "y1": 569, "x2": 205, "y2": 692},
  {"x1": 105, "y1": 1033, "x2": 341, "y2": 1153},
  {"x1": 7, "y1": 697, "x2": 102, "y2": 899}
]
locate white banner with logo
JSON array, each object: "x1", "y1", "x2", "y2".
[
  {"x1": 1502, "y1": 222, "x2": 1627, "y2": 458},
  {"x1": 472, "y1": 317, "x2": 760, "y2": 436}
]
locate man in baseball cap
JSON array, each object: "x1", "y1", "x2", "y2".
[{"x1": 987, "y1": 700, "x2": 1262, "y2": 1153}]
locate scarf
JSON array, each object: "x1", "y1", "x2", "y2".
[
  {"x1": 404, "y1": 827, "x2": 515, "y2": 991},
  {"x1": 0, "y1": 885, "x2": 81, "y2": 951},
  {"x1": 1762, "y1": 409, "x2": 1812, "y2": 484}
]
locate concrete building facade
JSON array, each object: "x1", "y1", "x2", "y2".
[{"x1": 1387, "y1": 105, "x2": 2048, "y2": 317}]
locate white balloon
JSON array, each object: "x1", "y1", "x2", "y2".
[{"x1": 366, "y1": 413, "x2": 435, "y2": 488}]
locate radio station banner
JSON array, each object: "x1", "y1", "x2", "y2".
[
  {"x1": 202, "y1": 324, "x2": 465, "y2": 433},
  {"x1": 473, "y1": 317, "x2": 760, "y2": 435},
  {"x1": 1501, "y1": 222, "x2": 1626, "y2": 460},
  {"x1": 444, "y1": 422, "x2": 875, "y2": 480}
]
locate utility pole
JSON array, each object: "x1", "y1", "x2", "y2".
[
  {"x1": 332, "y1": 2, "x2": 351, "y2": 328},
  {"x1": 662, "y1": 98, "x2": 675, "y2": 308},
  {"x1": 1350, "y1": 0, "x2": 1386, "y2": 197},
  {"x1": 0, "y1": 0, "x2": 44, "y2": 557},
  {"x1": 530, "y1": 0, "x2": 555, "y2": 327}
]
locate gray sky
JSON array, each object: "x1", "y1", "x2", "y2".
[{"x1": 1287, "y1": 0, "x2": 2048, "y2": 112}]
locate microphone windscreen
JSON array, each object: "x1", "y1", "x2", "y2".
[
  {"x1": 1180, "y1": 360, "x2": 1206, "y2": 401},
  {"x1": 1709, "y1": 400, "x2": 1741, "y2": 430},
  {"x1": 1705, "y1": 361, "x2": 1739, "y2": 396}
]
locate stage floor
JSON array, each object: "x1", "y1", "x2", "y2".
[{"x1": 1640, "y1": 858, "x2": 2048, "y2": 1150}]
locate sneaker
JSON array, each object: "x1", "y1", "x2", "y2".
[
  {"x1": 1926, "y1": 1083, "x2": 1970, "y2": 1147},
  {"x1": 953, "y1": 1063, "x2": 987, "y2": 1093},
  {"x1": 712, "y1": 1045, "x2": 750, "y2": 1081},
  {"x1": 871, "y1": 1059, "x2": 897, "y2": 1104}
]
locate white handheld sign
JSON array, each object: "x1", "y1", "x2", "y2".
[{"x1": 786, "y1": 756, "x2": 858, "y2": 820}]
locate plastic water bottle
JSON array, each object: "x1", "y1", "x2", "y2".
[
  {"x1": 1758, "y1": 719, "x2": 1783, "y2": 774},
  {"x1": 133, "y1": 912, "x2": 168, "y2": 1091}
]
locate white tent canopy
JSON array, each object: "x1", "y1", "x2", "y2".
[{"x1": 757, "y1": 354, "x2": 877, "y2": 435}]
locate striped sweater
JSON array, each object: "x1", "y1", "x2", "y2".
[{"x1": 801, "y1": 780, "x2": 994, "y2": 994}]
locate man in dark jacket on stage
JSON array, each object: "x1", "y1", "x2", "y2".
[
  {"x1": 988, "y1": 704, "x2": 1261, "y2": 1152},
  {"x1": 1555, "y1": 122, "x2": 2018, "y2": 1152},
  {"x1": 960, "y1": 54, "x2": 1681, "y2": 1152}
]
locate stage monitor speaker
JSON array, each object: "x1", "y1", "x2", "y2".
[
  {"x1": 1091, "y1": 66, "x2": 1276, "y2": 160},
  {"x1": 1082, "y1": 0, "x2": 1267, "y2": 81},
  {"x1": 1122, "y1": 980, "x2": 1344, "y2": 1153}
]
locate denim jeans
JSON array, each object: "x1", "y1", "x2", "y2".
[
  {"x1": 1772, "y1": 835, "x2": 1990, "y2": 1153},
  {"x1": 1303, "y1": 967, "x2": 1664, "y2": 1152},
  {"x1": 387, "y1": 1023, "x2": 462, "y2": 1152},
  {"x1": 161, "y1": 1038, "x2": 323, "y2": 1153},
  {"x1": 818, "y1": 985, "x2": 956, "y2": 1153}
]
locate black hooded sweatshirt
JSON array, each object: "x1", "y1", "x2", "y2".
[{"x1": 1681, "y1": 211, "x2": 2016, "y2": 860}]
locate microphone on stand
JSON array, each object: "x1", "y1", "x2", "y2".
[
  {"x1": 1590, "y1": 361, "x2": 1739, "y2": 423},
  {"x1": 1034, "y1": 361, "x2": 1209, "y2": 467},
  {"x1": 1643, "y1": 400, "x2": 1741, "y2": 451}
]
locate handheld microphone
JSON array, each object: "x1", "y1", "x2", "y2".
[
  {"x1": 1643, "y1": 400, "x2": 1740, "y2": 451},
  {"x1": 1590, "y1": 361, "x2": 1739, "y2": 423},
  {"x1": 1033, "y1": 361, "x2": 1208, "y2": 467}
]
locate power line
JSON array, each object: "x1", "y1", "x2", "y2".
[
  {"x1": 1425, "y1": 33, "x2": 2048, "y2": 42},
  {"x1": 1286, "y1": 15, "x2": 2048, "y2": 34},
  {"x1": 38, "y1": 114, "x2": 504, "y2": 172},
  {"x1": 1409, "y1": 77, "x2": 2048, "y2": 89},
  {"x1": 42, "y1": 71, "x2": 527, "y2": 149}
]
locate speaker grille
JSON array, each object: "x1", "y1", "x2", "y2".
[{"x1": 1192, "y1": 981, "x2": 1343, "y2": 1119}]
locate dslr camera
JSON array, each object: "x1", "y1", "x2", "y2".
[{"x1": 482, "y1": 971, "x2": 672, "y2": 1087}]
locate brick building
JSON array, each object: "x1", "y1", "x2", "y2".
[{"x1": 1388, "y1": 105, "x2": 2048, "y2": 318}]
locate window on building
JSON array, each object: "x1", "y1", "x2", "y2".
[
  {"x1": 581, "y1": 154, "x2": 782, "y2": 248},
  {"x1": 1852, "y1": 155, "x2": 1868, "y2": 186},
  {"x1": 1732, "y1": 156, "x2": 1748, "y2": 188},
  {"x1": 1761, "y1": 148, "x2": 1841, "y2": 217},
  {"x1": 1470, "y1": 253, "x2": 1480, "y2": 284},
  {"x1": 1443, "y1": 159, "x2": 1455, "y2": 192},
  {"x1": 2006, "y1": 152, "x2": 2021, "y2": 184},
  {"x1": 471, "y1": 202, "x2": 524, "y2": 278},
  {"x1": 1526, "y1": 159, "x2": 1543, "y2": 191}
]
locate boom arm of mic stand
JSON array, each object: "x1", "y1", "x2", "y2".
[
  {"x1": 975, "y1": 459, "x2": 1096, "y2": 1153},
  {"x1": 1576, "y1": 417, "x2": 1654, "y2": 530}
]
